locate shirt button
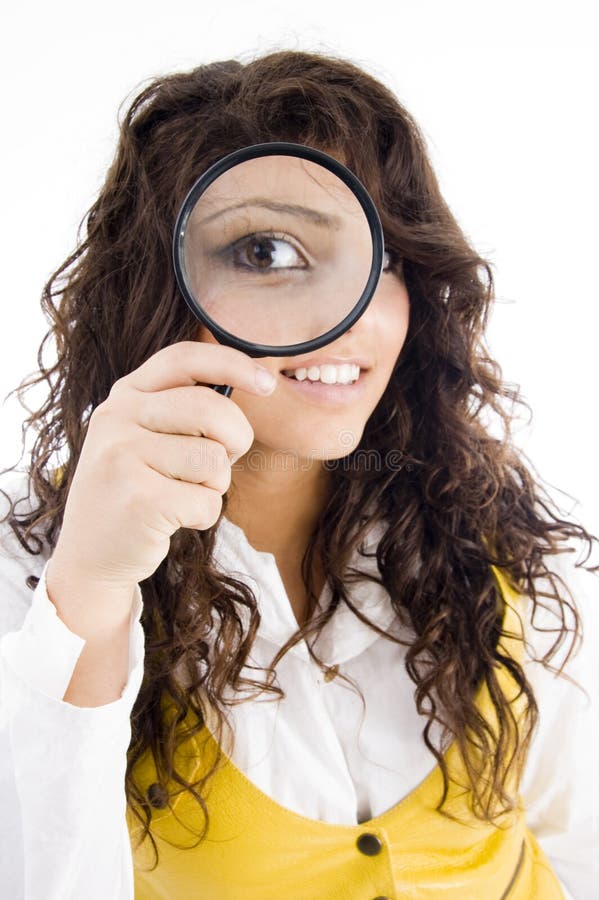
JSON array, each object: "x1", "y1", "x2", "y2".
[
  {"x1": 356, "y1": 832, "x2": 383, "y2": 856},
  {"x1": 373, "y1": 896, "x2": 392, "y2": 900}
]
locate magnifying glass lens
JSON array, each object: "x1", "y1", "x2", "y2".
[{"x1": 180, "y1": 155, "x2": 375, "y2": 347}]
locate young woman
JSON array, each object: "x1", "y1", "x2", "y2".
[{"x1": 0, "y1": 50, "x2": 597, "y2": 900}]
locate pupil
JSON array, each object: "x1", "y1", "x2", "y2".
[{"x1": 248, "y1": 239, "x2": 275, "y2": 268}]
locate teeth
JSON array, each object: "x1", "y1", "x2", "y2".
[{"x1": 282, "y1": 363, "x2": 361, "y2": 384}]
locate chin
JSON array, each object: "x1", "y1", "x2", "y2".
[{"x1": 261, "y1": 428, "x2": 363, "y2": 463}]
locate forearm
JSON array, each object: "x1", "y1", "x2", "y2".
[{"x1": 1, "y1": 557, "x2": 144, "y2": 899}]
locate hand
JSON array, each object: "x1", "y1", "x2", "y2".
[{"x1": 48, "y1": 341, "x2": 276, "y2": 592}]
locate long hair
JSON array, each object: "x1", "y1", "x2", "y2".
[{"x1": 2, "y1": 50, "x2": 597, "y2": 867}]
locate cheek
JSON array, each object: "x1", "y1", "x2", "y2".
[{"x1": 372, "y1": 278, "x2": 410, "y2": 361}]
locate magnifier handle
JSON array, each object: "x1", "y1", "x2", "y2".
[{"x1": 209, "y1": 383, "x2": 233, "y2": 398}]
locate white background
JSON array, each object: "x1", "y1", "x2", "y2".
[{"x1": 1, "y1": 1, "x2": 597, "y2": 539}]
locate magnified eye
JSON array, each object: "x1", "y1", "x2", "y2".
[{"x1": 232, "y1": 233, "x2": 308, "y2": 271}]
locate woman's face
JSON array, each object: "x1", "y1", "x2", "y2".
[
  {"x1": 190, "y1": 152, "x2": 409, "y2": 463},
  {"x1": 194, "y1": 265, "x2": 410, "y2": 463}
]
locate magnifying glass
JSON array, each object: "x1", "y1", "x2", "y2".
[{"x1": 173, "y1": 142, "x2": 384, "y2": 397}]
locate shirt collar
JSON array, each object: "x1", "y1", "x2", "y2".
[{"x1": 212, "y1": 515, "x2": 403, "y2": 667}]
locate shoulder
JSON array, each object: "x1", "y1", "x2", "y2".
[{"x1": 0, "y1": 470, "x2": 51, "y2": 636}]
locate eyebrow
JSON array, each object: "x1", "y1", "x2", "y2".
[{"x1": 196, "y1": 198, "x2": 342, "y2": 229}]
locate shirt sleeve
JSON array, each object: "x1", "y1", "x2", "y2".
[
  {"x1": 519, "y1": 547, "x2": 599, "y2": 900},
  {"x1": 0, "y1": 473, "x2": 145, "y2": 900}
]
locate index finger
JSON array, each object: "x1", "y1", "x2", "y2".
[{"x1": 121, "y1": 341, "x2": 277, "y2": 396}]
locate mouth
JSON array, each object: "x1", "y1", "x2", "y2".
[
  {"x1": 276, "y1": 364, "x2": 370, "y2": 406},
  {"x1": 280, "y1": 370, "x2": 365, "y2": 382},
  {"x1": 278, "y1": 361, "x2": 370, "y2": 385}
]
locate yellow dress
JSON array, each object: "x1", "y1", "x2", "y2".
[{"x1": 127, "y1": 564, "x2": 565, "y2": 899}]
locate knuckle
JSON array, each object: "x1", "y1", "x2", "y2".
[
  {"x1": 150, "y1": 343, "x2": 183, "y2": 380},
  {"x1": 135, "y1": 390, "x2": 156, "y2": 430},
  {"x1": 192, "y1": 486, "x2": 222, "y2": 530},
  {"x1": 233, "y1": 420, "x2": 255, "y2": 458},
  {"x1": 176, "y1": 340, "x2": 200, "y2": 367},
  {"x1": 215, "y1": 464, "x2": 232, "y2": 494},
  {"x1": 177, "y1": 340, "x2": 198, "y2": 354},
  {"x1": 124, "y1": 483, "x2": 150, "y2": 521},
  {"x1": 242, "y1": 421, "x2": 255, "y2": 451},
  {"x1": 206, "y1": 445, "x2": 231, "y2": 493},
  {"x1": 228, "y1": 408, "x2": 254, "y2": 455},
  {"x1": 101, "y1": 434, "x2": 135, "y2": 472},
  {"x1": 212, "y1": 442, "x2": 230, "y2": 470},
  {"x1": 203, "y1": 488, "x2": 223, "y2": 524},
  {"x1": 122, "y1": 478, "x2": 142, "y2": 510},
  {"x1": 89, "y1": 400, "x2": 111, "y2": 426},
  {"x1": 104, "y1": 441, "x2": 132, "y2": 484},
  {"x1": 108, "y1": 376, "x2": 129, "y2": 399},
  {"x1": 160, "y1": 341, "x2": 184, "y2": 361}
]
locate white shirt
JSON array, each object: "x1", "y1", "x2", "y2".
[{"x1": 0, "y1": 470, "x2": 597, "y2": 899}]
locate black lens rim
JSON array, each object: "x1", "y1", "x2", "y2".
[{"x1": 172, "y1": 141, "x2": 384, "y2": 358}]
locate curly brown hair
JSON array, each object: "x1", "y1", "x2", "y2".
[{"x1": 1, "y1": 49, "x2": 597, "y2": 868}]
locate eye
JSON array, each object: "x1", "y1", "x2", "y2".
[{"x1": 232, "y1": 233, "x2": 308, "y2": 271}]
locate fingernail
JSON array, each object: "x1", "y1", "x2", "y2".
[{"x1": 255, "y1": 366, "x2": 277, "y2": 394}]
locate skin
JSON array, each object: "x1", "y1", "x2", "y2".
[
  {"x1": 195, "y1": 265, "x2": 410, "y2": 623},
  {"x1": 196, "y1": 159, "x2": 409, "y2": 622}
]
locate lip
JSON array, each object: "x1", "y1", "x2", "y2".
[
  {"x1": 278, "y1": 367, "x2": 370, "y2": 406},
  {"x1": 278, "y1": 356, "x2": 371, "y2": 373}
]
